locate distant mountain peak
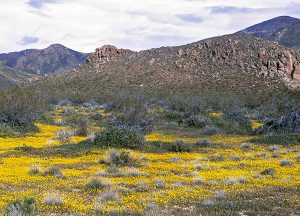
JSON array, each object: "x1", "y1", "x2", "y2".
[
  {"x1": 0, "y1": 44, "x2": 89, "y2": 75},
  {"x1": 47, "y1": 44, "x2": 67, "y2": 49},
  {"x1": 271, "y1": 15, "x2": 299, "y2": 20},
  {"x1": 237, "y1": 16, "x2": 300, "y2": 48}
]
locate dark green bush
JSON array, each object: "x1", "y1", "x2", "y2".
[
  {"x1": 75, "y1": 118, "x2": 89, "y2": 136},
  {"x1": 167, "y1": 141, "x2": 195, "y2": 152},
  {"x1": 0, "y1": 86, "x2": 48, "y2": 133},
  {"x1": 184, "y1": 114, "x2": 208, "y2": 128},
  {"x1": 94, "y1": 126, "x2": 144, "y2": 148}
]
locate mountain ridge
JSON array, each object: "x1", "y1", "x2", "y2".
[
  {"x1": 31, "y1": 34, "x2": 300, "y2": 104},
  {"x1": 237, "y1": 16, "x2": 300, "y2": 48},
  {"x1": 0, "y1": 44, "x2": 89, "y2": 75}
]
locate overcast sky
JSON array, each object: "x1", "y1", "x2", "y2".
[{"x1": 0, "y1": 0, "x2": 300, "y2": 53}]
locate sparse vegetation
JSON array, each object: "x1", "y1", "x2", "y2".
[{"x1": 5, "y1": 197, "x2": 36, "y2": 216}]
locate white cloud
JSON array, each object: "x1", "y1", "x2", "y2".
[{"x1": 0, "y1": 0, "x2": 299, "y2": 53}]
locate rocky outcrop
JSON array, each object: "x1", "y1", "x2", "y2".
[
  {"x1": 259, "y1": 49, "x2": 300, "y2": 89},
  {"x1": 86, "y1": 45, "x2": 135, "y2": 64},
  {"x1": 38, "y1": 34, "x2": 300, "y2": 101}
]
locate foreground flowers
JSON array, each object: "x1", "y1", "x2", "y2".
[{"x1": 0, "y1": 123, "x2": 299, "y2": 215}]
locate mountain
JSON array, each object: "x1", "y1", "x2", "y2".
[
  {"x1": 237, "y1": 16, "x2": 300, "y2": 48},
  {"x1": 33, "y1": 34, "x2": 300, "y2": 102},
  {"x1": 0, "y1": 44, "x2": 89, "y2": 75}
]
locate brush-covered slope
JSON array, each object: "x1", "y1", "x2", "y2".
[
  {"x1": 238, "y1": 16, "x2": 300, "y2": 48},
  {"x1": 0, "y1": 62, "x2": 38, "y2": 88},
  {"x1": 34, "y1": 35, "x2": 300, "y2": 101},
  {"x1": 0, "y1": 44, "x2": 89, "y2": 75}
]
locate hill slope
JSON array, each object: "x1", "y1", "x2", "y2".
[
  {"x1": 237, "y1": 16, "x2": 300, "y2": 48},
  {"x1": 0, "y1": 44, "x2": 89, "y2": 75},
  {"x1": 0, "y1": 62, "x2": 38, "y2": 88},
  {"x1": 33, "y1": 35, "x2": 300, "y2": 102}
]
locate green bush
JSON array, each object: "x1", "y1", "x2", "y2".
[
  {"x1": 166, "y1": 141, "x2": 195, "y2": 152},
  {"x1": 94, "y1": 126, "x2": 144, "y2": 148},
  {"x1": 75, "y1": 118, "x2": 89, "y2": 136},
  {"x1": 85, "y1": 178, "x2": 107, "y2": 191},
  {"x1": 184, "y1": 114, "x2": 208, "y2": 128},
  {"x1": 0, "y1": 86, "x2": 48, "y2": 133}
]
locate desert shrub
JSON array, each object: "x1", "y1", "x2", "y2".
[
  {"x1": 43, "y1": 193, "x2": 63, "y2": 206},
  {"x1": 209, "y1": 153, "x2": 224, "y2": 162},
  {"x1": 28, "y1": 165, "x2": 41, "y2": 175},
  {"x1": 222, "y1": 111, "x2": 252, "y2": 134},
  {"x1": 64, "y1": 112, "x2": 86, "y2": 127},
  {"x1": 88, "y1": 112, "x2": 102, "y2": 122},
  {"x1": 165, "y1": 141, "x2": 195, "y2": 152},
  {"x1": 155, "y1": 179, "x2": 166, "y2": 188},
  {"x1": 209, "y1": 113, "x2": 252, "y2": 134},
  {"x1": 0, "y1": 123, "x2": 19, "y2": 138},
  {"x1": 42, "y1": 166, "x2": 64, "y2": 178},
  {"x1": 85, "y1": 178, "x2": 109, "y2": 191},
  {"x1": 15, "y1": 145, "x2": 34, "y2": 152},
  {"x1": 164, "y1": 110, "x2": 185, "y2": 122},
  {"x1": 256, "y1": 112, "x2": 300, "y2": 134},
  {"x1": 194, "y1": 139, "x2": 211, "y2": 148},
  {"x1": 261, "y1": 168, "x2": 275, "y2": 177},
  {"x1": 61, "y1": 107, "x2": 76, "y2": 116},
  {"x1": 56, "y1": 130, "x2": 73, "y2": 143},
  {"x1": 135, "y1": 181, "x2": 149, "y2": 192},
  {"x1": 296, "y1": 154, "x2": 300, "y2": 163},
  {"x1": 99, "y1": 191, "x2": 119, "y2": 203},
  {"x1": 140, "y1": 141, "x2": 196, "y2": 153},
  {"x1": 268, "y1": 145, "x2": 279, "y2": 152},
  {"x1": 5, "y1": 197, "x2": 36, "y2": 216},
  {"x1": 87, "y1": 132, "x2": 96, "y2": 142},
  {"x1": 231, "y1": 155, "x2": 242, "y2": 161},
  {"x1": 250, "y1": 134, "x2": 300, "y2": 146},
  {"x1": 94, "y1": 126, "x2": 144, "y2": 149},
  {"x1": 201, "y1": 125, "x2": 222, "y2": 135},
  {"x1": 75, "y1": 118, "x2": 89, "y2": 136},
  {"x1": 192, "y1": 178, "x2": 205, "y2": 185},
  {"x1": 106, "y1": 106, "x2": 153, "y2": 134},
  {"x1": 184, "y1": 114, "x2": 208, "y2": 128},
  {"x1": 280, "y1": 159, "x2": 293, "y2": 167},
  {"x1": 36, "y1": 112, "x2": 56, "y2": 125},
  {"x1": 215, "y1": 191, "x2": 226, "y2": 200},
  {"x1": 0, "y1": 86, "x2": 48, "y2": 133},
  {"x1": 240, "y1": 142, "x2": 251, "y2": 151},
  {"x1": 102, "y1": 150, "x2": 140, "y2": 167}
]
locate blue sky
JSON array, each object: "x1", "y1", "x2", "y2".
[{"x1": 0, "y1": 0, "x2": 299, "y2": 53}]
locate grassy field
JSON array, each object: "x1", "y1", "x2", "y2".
[{"x1": 0, "y1": 106, "x2": 299, "y2": 215}]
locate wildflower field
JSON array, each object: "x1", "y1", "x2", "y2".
[{"x1": 0, "y1": 105, "x2": 299, "y2": 215}]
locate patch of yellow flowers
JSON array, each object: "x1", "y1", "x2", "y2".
[{"x1": 0, "y1": 124, "x2": 299, "y2": 215}]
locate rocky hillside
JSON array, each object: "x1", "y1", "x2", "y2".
[
  {"x1": 0, "y1": 44, "x2": 89, "y2": 75},
  {"x1": 237, "y1": 16, "x2": 300, "y2": 48},
  {"x1": 34, "y1": 34, "x2": 300, "y2": 102}
]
